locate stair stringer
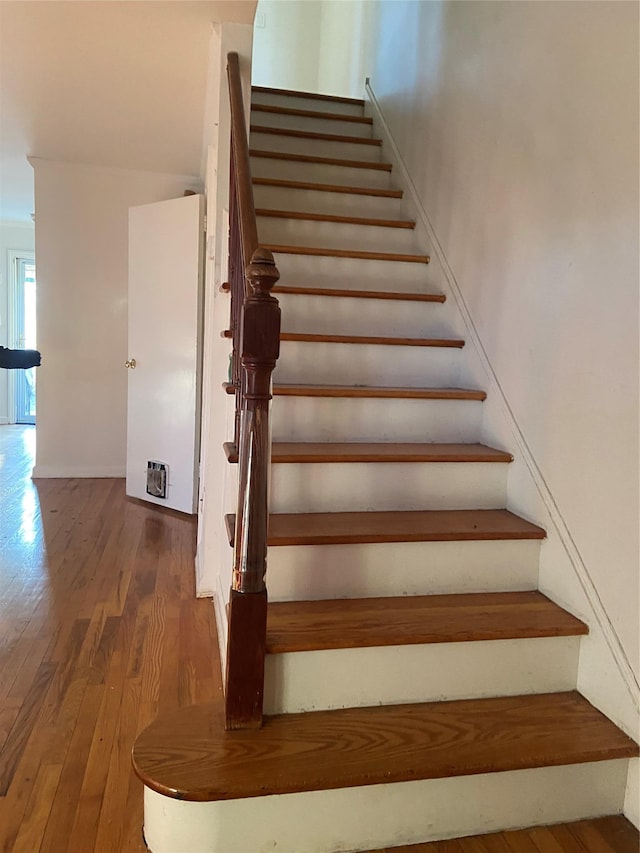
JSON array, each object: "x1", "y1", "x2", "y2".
[{"x1": 362, "y1": 80, "x2": 640, "y2": 820}]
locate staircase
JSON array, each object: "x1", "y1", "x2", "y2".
[{"x1": 133, "y1": 84, "x2": 639, "y2": 852}]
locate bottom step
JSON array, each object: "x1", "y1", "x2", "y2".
[
  {"x1": 142, "y1": 761, "x2": 630, "y2": 853},
  {"x1": 368, "y1": 816, "x2": 639, "y2": 853},
  {"x1": 134, "y1": 692, "x2": 637, "y2": 852}
]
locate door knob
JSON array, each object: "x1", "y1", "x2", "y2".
[{"x1": 125, "y1": 358, "x2": 137, "y2": 369}]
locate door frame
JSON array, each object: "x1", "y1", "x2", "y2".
[{"x1": 7, "y1": 249, "x2": 36, "y2": 425}]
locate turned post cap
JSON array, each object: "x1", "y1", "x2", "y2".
[{"x1": 246, "y1": 248, "x2": 280, "y2": 297}]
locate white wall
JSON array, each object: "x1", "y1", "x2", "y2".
[
  {"x1": 31, "y1": 159, "x2": 200, "y2": 478},
  {"x1": 251, "y1": 0, "x2": 366, "y2": 97},
  {"x1": 252, "y1": 0, "x2": 323, "y2": 91},
  {"x1": 0, "y1": 221, "x2": 35, "y2": 424},
  {"x1": 359, "y1": 0, "x2": 639, "y2": 753}
]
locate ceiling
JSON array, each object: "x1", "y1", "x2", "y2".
[{"x1": 0, "y1": 0, "x2": 257, "y2": 222}]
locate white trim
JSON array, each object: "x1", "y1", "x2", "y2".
[
  {"x1": 213, "y1": 571, "x2": 229, "y2": 679},
  {"x1": 32, "y1": 466, "x2": 125, "y2": 478},
  {"x1": 7, "y1": 249, "x2": 36, "y2": 425},
  {"x1": 364, "y1": 79, "x2": 639, "y2": 710},
  {"x1": 0, "y1": 417, "x2": 8, "y2": 426}
]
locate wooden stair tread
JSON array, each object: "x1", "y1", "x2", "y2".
[
  {"x1": 252, "y1": 103, "x2": 373, "y2": 124},
  {"x1": 251, "y1": 148, "x2": 392, "y2": 171},
  {"x1": 256, "y1": 208, "x2": 415, "y2": 229},
  {"x1": 273, "y1": 285, "x2": 445, "y2": 302},
  {"x1": 252, "y1": 85, "x2": 364, "y2": 107},
  {"x1": 280, "y1": 332, "x2": 464, "y2": 348},
  {"x1": 224, "y1": 442, "x2": 513, "y2": 464},
  {"x1": 132, "y1": 691, "x2": 639, "y2": 802},
  {"x1": 223, "y1": 383, "x2": 486, "y2": 400},
  {"x1": 366, "y1": 816, "x2": 640, "y2": 853},
  {"x1": 266, "y1": 591, "x2": 588, "y2": 653},
  {"x1": 253, "y1": 177, "x2": 403, "y2": 198},
  {"x1": 225, "y1": 509, "x2": 546, "y2": 547},
  {"x1": 270, "y1": 384, "x2": 487, "y2": 400},
  {"x1": 264, "y1": 244, "x2": 430, "y2": 263},
  {"x1": 251, "y1": 124, "x2": 381, "y2": 146}
]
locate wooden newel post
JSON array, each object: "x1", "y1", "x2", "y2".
[{"x1": 225, "y1": 247, "x2": 280, "y2": 730}]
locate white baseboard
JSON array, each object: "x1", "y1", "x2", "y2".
[
  {"x1": 0, "y1": 417, "x2": 9, "y2": 426},
  {"x1": 213, "y1": 572, "x2": 229, "y2": 680},
  {"x1": 32, "y1": 465, "x2": 126, "y2": 478},
  {"x1": 364, "y1": 80, "x2": 639, "y2": 713}
]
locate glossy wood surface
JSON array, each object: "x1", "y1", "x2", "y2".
[
  {"x1": 265, "y1": 244, "x2": 431, "y2": 263},
  {"x1": 280, "y1": 331, "x2": 464, "y2": 347},
  {"x1": 272, "y1": 285, "x2": 445, "y2": 302},
  {"x1": 253, "y1": 176, "x2": 404, "y2": 198},
  {"x1": 225, "y1": 508, "x2": 546, "y2": 547},
  {"x1": 226, "y1": 52, "x2": 282, "y2": 727},
  {"x1": 225, "y1": 442, "x2": 513, "y2": 464},
  {"x1": 272, "y1": 384, "x2": 487, "y2": 399},
  {"x1": 367, "y1": 816, "x2": 639, "y2": 853},
  {"x1": 256, "y1": 208, "x2": 415, "y2": 228},
  {"x1": 265, "y1": 591, "x2": 588, "y2": 653},
  {"x1": 251, "y1": 148, "x2": 393, "y2": 171},
  {"x1": 0, "y1": 425, "x2": 221, "y2": 852},
  {"x1": 252, "y1": 103, "x2": 373, "y2": 123},
  {"x1": 251, "y1": 124, "x2": 382, "y2": 146},
  {"x1": 251, "y1": 85, "x2": 364, "y2": 106},
  {"x1": 132, "y1": 691, "x2": 638, "y2": 802}
]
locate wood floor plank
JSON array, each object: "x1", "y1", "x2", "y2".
[
  {"x1": 132, "y1": 691, "x2": 638, "y2": 802},
  {"x1": 366, "y1": 817, "x2": 639, "y2": 851},
  {"x1": 0, "y1": 426, "x2": 219, "y2": 852},
  {"x1": 265, "y1": 591, "x2": 588, "y2": 653}
]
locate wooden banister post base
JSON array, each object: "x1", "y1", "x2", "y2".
[{"x1": 224, "y1": 588, "x2": 268, "y2": 730}]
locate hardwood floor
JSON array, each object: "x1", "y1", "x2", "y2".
[
  {"x1": 1, "y1": 425, "x2": 637, "y2": 852},
  {"x1": 369, "y1": 815, "x2": 639, "y2": 852},
  {"x1": 0, "y1": 425, "x2": 222, "y2": 852}
]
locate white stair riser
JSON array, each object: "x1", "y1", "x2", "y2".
[
  {"x1": 253, "y1": 185, "x2": 405, "y2": 219},
  {"x1": 273, "y1": 252, "x2": 436, "y2": 292},
  {"x1": 274, "y1": 341, "x2": 462, "y2": 388},
  {"x1": 269, "y1": 461, "x2": 507, "y2": 513},
  {"x1": 264, "y1": 636, "x2": 580, "y2": 714},
  {"x1": 278, "y1": 293, "x2": 453, "y2": 338},
  {"x1": 266, "y1": 539, "x2": 541, "y2": 601},
  {"x1": 144, "y1": 759, "x2": 629, "y2": 853},
  {"x1": 251, "y1": 155, "x2": 393, "y2": 189},
  {"x1": 252, "y1": 91, "x2": 365, "y2": 117},
  {"x1": 272, "y1": 396, "x2": 483, "y2": 443},
  {"x1": 250, "y1": 108, "x2": 374, "y2": 137},
  {"x1": 258, "y1": 215, "x2": 419, "y2": 254},
  {"x1": 251, "y1": 131, "x2": 383, "y2": 162}
]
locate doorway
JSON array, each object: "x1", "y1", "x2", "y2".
[{"x1": 8, "y1": 251, "x2": 37, "y2": 425}]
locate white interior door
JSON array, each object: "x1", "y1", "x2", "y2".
[{"x1": 127, "y1": 194, "x2": 204, "y2": 514}]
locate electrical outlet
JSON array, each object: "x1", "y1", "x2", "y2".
[{"x1": 255, "y1": 11, "x2": 266, "y2": 28}]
